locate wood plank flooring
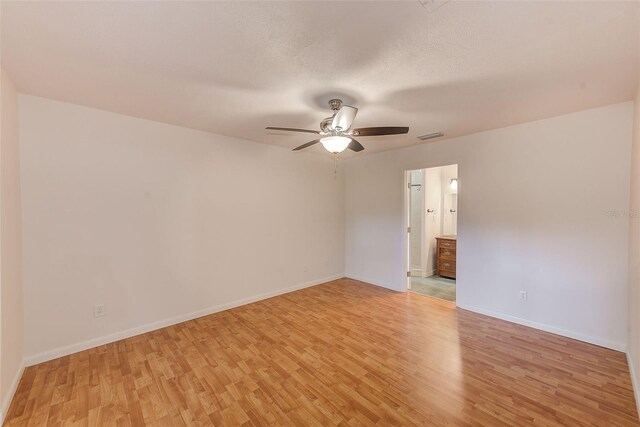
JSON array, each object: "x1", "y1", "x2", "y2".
[{"x1": 4, "y1": 278, "x2": 639, "y2": 426}]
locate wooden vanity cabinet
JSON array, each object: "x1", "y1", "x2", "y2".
[{"x1": 436, "y1": 236, "x2": 457, "y2": 279}]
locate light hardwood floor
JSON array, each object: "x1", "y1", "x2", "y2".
[{"x1": 5, "y1": 279, "x2": 639, "y2": 426}]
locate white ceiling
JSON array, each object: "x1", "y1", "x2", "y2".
[{"x1": 2, "y1": 1, "x2": 639, "y2": 156}]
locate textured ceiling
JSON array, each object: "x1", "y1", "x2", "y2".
[{"x1": 2, "y1": 1, "x2": 639, "y2": 156}]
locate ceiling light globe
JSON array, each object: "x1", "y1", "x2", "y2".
[{"x1": 320, "y1": 136, "x2": 351, "y2": 154}]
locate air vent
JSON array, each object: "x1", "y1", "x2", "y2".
[{"x1": 417, "y1": 132, "x2": 444, "y2": 141}]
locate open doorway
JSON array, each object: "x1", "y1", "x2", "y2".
[{"x1": 405, "y1": 164, "x2": 458, "y2": 302}]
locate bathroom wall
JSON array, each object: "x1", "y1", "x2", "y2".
[
  {"x1": 424, "y1": 167, "x2": 442, "y2": 275},
  {"x1": 441, "y1": 164, "x2": 459, "y2": 236}
]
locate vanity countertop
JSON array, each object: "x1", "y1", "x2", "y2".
[{"x1": 436, "y1": 235, "x2": 457, "y2": 241}]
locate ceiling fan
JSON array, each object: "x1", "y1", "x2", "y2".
[{"x1": 266, "y1": 99, "x2": 409, "y2": 154}]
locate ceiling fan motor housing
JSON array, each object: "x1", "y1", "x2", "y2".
[
  {"x1": 322, "y1": 99, "x2": 343, "y2": 132},
  {"x1": 328, "y1": 99, "x2": 343, "y2": 111},
  {"x1": 320, "y1": 117, "x2": 334, "y2": 133}
]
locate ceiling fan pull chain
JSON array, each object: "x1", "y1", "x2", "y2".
[{"x1": 334, "y1": 155, "x2": 338, "y2": 179}]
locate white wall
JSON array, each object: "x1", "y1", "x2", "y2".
[
  {"x1": 0, "y1": 69, "x2": 24, "y2": 422},
  {"x1": 19, "y1": 96, "x2": 345, "y2": 364},
  {"x1": 345, "y1": 102, "x2": 633, "y2": 350},
  {"x1": 628, "y1": 75, "x2": 640, "y2": 410}
]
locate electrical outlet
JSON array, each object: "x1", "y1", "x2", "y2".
[
  {"x1": 519, "y1": 291, "x2": 527, "y2": 301},
  {"x1": 94, "y1": 304, "x2": 105, "y2": 318}
]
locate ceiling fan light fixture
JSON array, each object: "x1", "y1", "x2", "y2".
[{"x1": 320, "y1": 136, "x2": 351, "y2": 154}]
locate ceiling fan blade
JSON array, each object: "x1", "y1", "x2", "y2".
[
  {"x1": 266, "y1": 127, "x2": 319, "y2": 134},
  {"x1": 331, "y1": 106, "x2": 358, "y2": 131},
  {"x1": 352, "y1": 126, "x2": 409, "y2": 136},
  {"x1": 348, "y1": 138, "x2": 365, "y2": 152},
  {"x1": 292, "y1": 139, "x2": 321, "y2": 151}
]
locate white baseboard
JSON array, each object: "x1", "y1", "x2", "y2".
[
  {"x1": 0, "y1": 361, "x2": 25, "y2": 425},
  {"x1": 627, "y1": 351, "x2": 640, "y2": 418},
  {"x1": 457, "y1": 302, "x2": 626, "y2": 352},
  {"x1": 344, "y1": 274, "x2": 403, "y2": 292},
  {"x1": 25, "y1": 274, "x2": 344, "y2": 367}
]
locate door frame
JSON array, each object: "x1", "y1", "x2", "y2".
[{"x1": 404, "y1": 170, "x2": 412, "y2": 291}]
